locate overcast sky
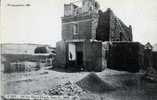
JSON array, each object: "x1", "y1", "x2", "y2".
[{"x1": 1, "y1": 0, "x2": 157, "y2": 46}]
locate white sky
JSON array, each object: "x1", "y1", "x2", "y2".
[{"x1": 1, "y1": 0, "x2": 157, "y2": 46}]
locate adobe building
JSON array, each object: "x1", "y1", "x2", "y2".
[{"x1": 55, "y1": 0, "x2": 142, "y2": 71}]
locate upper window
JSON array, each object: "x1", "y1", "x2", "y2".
[{"x1": 73, "y1": 24, "x2": 79, "y2": 35}]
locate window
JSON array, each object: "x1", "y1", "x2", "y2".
[{"x1": 73, "y1": 24, "x2": 78, "y2": 35}]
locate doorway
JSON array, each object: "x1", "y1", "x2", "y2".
[{"x1": 76, "y1": 51, "x2": 83, "y2": 66}]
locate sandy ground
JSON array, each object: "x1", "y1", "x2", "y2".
[
  {"x1": 2, "y1": 67, "x2": 89, "y2": 95},
  {"x1": 2, "y1": 67, "x2": 157, "y2": 100}
]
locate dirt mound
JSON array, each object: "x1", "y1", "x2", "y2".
[{"x1": 76, "y1": 73, "x2": 115, "y2": 93}]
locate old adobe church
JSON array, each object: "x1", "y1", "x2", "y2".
[{"x1": 55, "y1": 0, "x2": 143, "y2": 72}]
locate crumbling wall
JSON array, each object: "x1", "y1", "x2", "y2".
[
  {"x1": 64, "y1": 3, "x2": 78, "y2": 17},
  {"x1": 96, "y1": 10, "x2": 110, "y2": 41},
  {"x1": 109, "y1": 9, "x2": 132, "y2": 41},
  {"x1": 110, "y1": 16, "x2": 132, "y2": 41},
  {"x1": 96, "y1": 8, "x2": 132, "y2": 42}
]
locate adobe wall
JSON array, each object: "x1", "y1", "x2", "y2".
[
  {"x1": 62, "y1": 8, "x2": 132, "y2": 42},
  {"x1": 62, "y1": 15, "x2": 93, "y2": 40},
  {"x1": 83, "y1": 40, "x2": 103, "y2": 71},
  {"x1": 55, "y1": 41, "x2": 67, "y2": 68},
  {"x1": 109, "y1": 9, "x2": 132, "y2": 41},
  {"x1": 96, "y1": 10, "x2": 110, "y2": 41},
  {"x1": 96, "y1": 8, "x2": 132, "y2": 41},
  {"x1": 108, "y1": 42, "x2": 144, "y2": 72}
]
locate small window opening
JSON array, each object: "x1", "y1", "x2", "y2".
[{"x1": 73, "y1": 24, "x2": 79, "y2": 35}]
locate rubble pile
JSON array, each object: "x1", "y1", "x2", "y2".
[{"x1": 43, "y1": 81, "x2": 86, "y2": 96}]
